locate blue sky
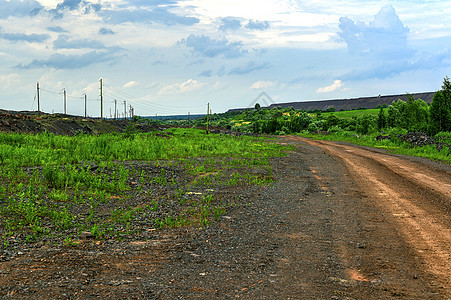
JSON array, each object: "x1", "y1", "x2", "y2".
[{"x1": 0, "y1": 0, "x2": 450, "y2": 116}]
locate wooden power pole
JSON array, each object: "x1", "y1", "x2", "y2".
[
  {"x1": 206, "y1": 102, "x2": 210, "y2": 134},
  {"x1": 63, "y1": 88, "x2": 66, "y2": 115},
  {"x1": 84, "y1": 94, "x2": 87, "y2": 118},
  {"x1": 114, "y1": 99, "x2": 117, "y2": 120},
  {"x1": 123, "y1": 100, "x2": 127, "y2": 120},
  {"x1": 37, "y1": 82, "x2": 40, "y2": 114},
  {"x1": 99, "y1": 78, "x2": 103, "y2": 120}
]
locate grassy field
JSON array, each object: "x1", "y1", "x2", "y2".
[
  {"x1": 320, "y1": 108, "x2": 380, "y2": 119},
  {"x1": 0, "y1": 128, "x2": 290, "y2": 247}
]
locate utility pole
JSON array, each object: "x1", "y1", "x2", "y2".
[
  {"x1": 99, "y1": 78, "x2": 103, "y2": 120},
  {"x1": 206, "y1": 102, "x2": 210, "y2": 134},
  {"x1": 123, "y1": 100, "x2": 127, "y2": 120},
  {"x1": 188, "y1": 112, "x2": 190, "y2": 123},
  {"x1": 129, "y1": 105, "x2": 133, "y2": 119},
  {"x1": 63, "y1": 88, "x2": 66, "y2": 115},
  {"x1": 84, "y1": 94, "x2": 87, "y2": 118},
  {"x1": 36, "y1": 82, "x2": 40, "y2": 114},
  {"x1": 114, "y1": 99, "x2": 117, "y2": 120}
]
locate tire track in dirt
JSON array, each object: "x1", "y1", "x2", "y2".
[{"x1": 289, "y1": 136, "x2": 451, "y2": 296}]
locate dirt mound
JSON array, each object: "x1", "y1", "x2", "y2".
[{"x1": 0, "y1": 110, "x2": 160, "y2": 135}]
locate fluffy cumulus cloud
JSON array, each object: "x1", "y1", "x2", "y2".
[
  {"x1": 49, "y1": 0, "x2": 101, "y2": 19},
  {"x1": 338, "y1": 5, "x2": 411, "y2": 59},
  {"x1": 179, "y1": 34, "x2": 246, "y2": 59},
  {"x1": 219, "y1": 17, "x2": 242, "y2": 31},
  {"x1": 245, "y1": 20, "x2": 270, "y2": 31},
  {"x1": 99, "y1": 28, "x2": 114, "y2": 35},
  {"x1": 317, "y1": 80, "x2": 343, "y2": 93},
  {"x1": 250, "y1": 80, "x2": 277, "y2": 89},
  {"x1": 158, "y1": 79, "x2": 205, "y2": 95},
  {"x1": 335, "y1": 5, "x2": 444, "y2": 81},
  {"x1": 0, "y1": 0, "x2": 43, "y2": 19}
]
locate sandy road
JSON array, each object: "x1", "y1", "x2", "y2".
[{"x1": 287, "y1": 136, "x2": 451, "y2": 296}]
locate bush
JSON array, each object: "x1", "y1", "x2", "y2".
[
  {"x1": 356, "y1": 114, "x2": 377, "y2": 135},
  {"x1": 307, "y1": 122, "x2": 319, "y2": 132}
]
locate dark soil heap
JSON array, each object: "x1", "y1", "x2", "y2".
[
  {"x1": 0, "y1": 110, "x2": 158, "y2": 135},
  {"x1": 376, "y1": 132, "x2": 451, "y2": 151}
]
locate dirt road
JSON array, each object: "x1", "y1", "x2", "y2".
[
  {"x1": 1, "y1": 136, "x2": 450, "y2": 299},
  {"x1": 282, "y1": 136, "x2": 450, "y2": 299}
]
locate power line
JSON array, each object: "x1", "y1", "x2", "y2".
[
  {"x1": 102, "y1": 83, "x2": 205, "y2": 110},
  {"x1": 35, "y1": 80, "x2": 206, "y2": 117}
]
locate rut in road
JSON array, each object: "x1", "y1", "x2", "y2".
[{"x1": 288, "y1": 136, "x2": 451, "y2": 296}]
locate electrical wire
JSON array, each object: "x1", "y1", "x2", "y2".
[
  {"x1": 36, "y1": 82, "x2": 208, "y2": 117},
  {"x1": 103, "y1": 83, "x2": 206, "y2": 110}
]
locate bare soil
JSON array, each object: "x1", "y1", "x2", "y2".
[{"x1": 1, "y1": 135, "x2": 450, "y2": 299}]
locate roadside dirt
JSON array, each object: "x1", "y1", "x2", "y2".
[{"x1": 0, "y1": 135, "x2": 450, "y2": 299}]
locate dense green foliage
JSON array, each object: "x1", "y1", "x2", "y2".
[
  {"x1": 429, "y1": 77, "x2": 451, "y2": 134},
  {"x1": 189, "y1": 77, "x2": 449, "y2": 138}
]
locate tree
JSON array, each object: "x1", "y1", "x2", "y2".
[
  {"x1": 429, "y1": 76, "x2": 451, "y2": 134},
  {"x1": 387, "y1": 102, "x2": 401, "y2": 127},
  {"x1": 322, "y1": 114, "x2": 340, "y2": 131},
  {"x1": 289, "y1": 112, "x2": 313, "y2": 132},
  {"x1": 254, "y1": 103, "x2": 261, "y2": 110},
  {"x1": 356, "y1": 114, "x2": 377, "y2": 134},
  {"x1": 386, "y1": 96, "x2": 428, "y2": 132},
  {"x1": 377, "y1": 107, "x2": 386, "y2": 130}
]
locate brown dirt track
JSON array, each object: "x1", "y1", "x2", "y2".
[{"x1": 0, "y1": 135, "x2": 450, "y2": 299}]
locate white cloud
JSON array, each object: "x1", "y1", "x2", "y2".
[
  {"x1": 123, "y1": 80, "x2": 137, "y2": 89},
  {"x1": 0, "y1": 73, "x2": 20, "y2": 88},
  {"x1": 250, "y1": 80, "x2": 277, "y2": 89},
  {"x1": 317, "y1": 80, "x2": 343, "y2": 93},
  {"x1": 338, "y1": 5, "x2": 411, "y2": 58},
  {"x1": 83, "y1": 81, "x2": 99, "y2": 94},
  {"x1": 158, "y1": 79, "x2": 206, "y2": 95}
]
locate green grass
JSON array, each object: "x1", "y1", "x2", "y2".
[
  {"x1": 0, "y1": 128, "x2": 290, "y2": 247},
  {"x1": 320, "y1": 108, "x2": 380, "y2": 119}
]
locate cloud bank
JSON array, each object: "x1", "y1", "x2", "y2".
[{"x1": 179, "y1": 35, "x2": 246, "y2": 58}]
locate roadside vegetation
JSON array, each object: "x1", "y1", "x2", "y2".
[
  {"x1": 0, "y1": 128, "x2": 288, "y2": 247},
  {"x1": 184, "y1": 76, "x2": 451, "y2": 163}
]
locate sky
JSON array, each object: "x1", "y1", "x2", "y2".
[{"x1": 0, "y1": 0, "x2": 450, "y2": 116}]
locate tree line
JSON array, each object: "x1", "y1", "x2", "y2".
[{"x1": 191, "y1": 76, "x2": 450, "y2": 137}]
